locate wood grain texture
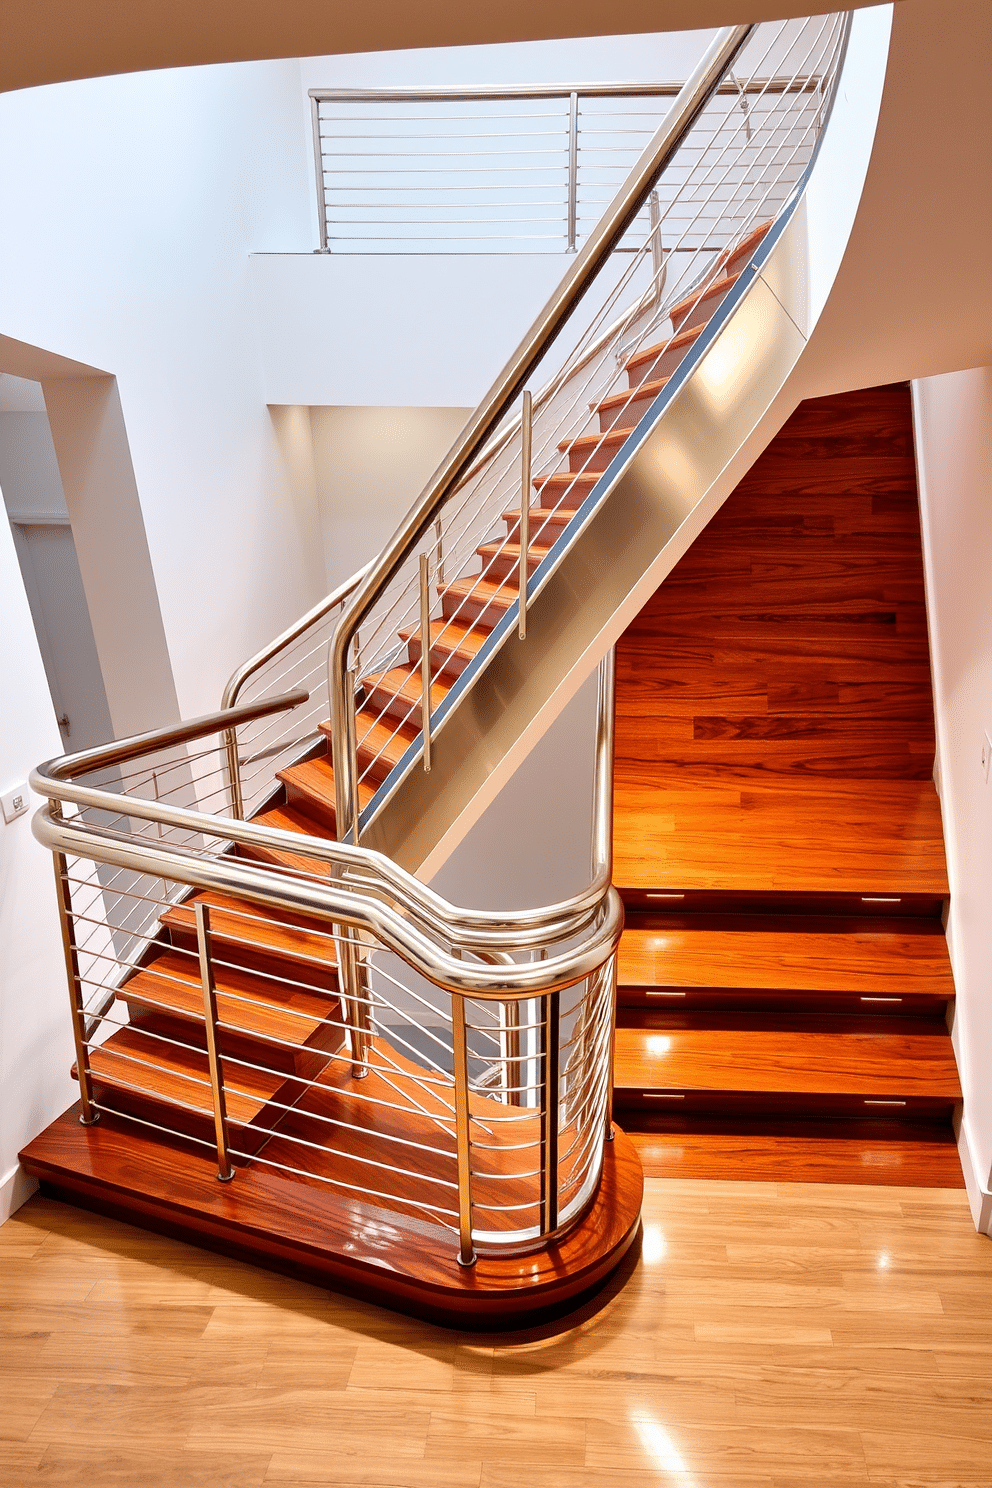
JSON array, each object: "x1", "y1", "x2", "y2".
[
  {"x1": 618, "y1": 923, "x2": 955, "y2": 999},
  {"x1": 4, "y1": 1172, "x2": 987, "y2": 1485},
  {"x1": 613, "y1": 1022, "x2": 961, "y2": 1100},
  {"x1": 17, "y1": 1104, "x2": 643, "y2": 1328}
]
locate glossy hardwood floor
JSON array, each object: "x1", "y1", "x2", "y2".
[{"x1": 3, "y1": 1184, "x2": 990, "y2": 1486}]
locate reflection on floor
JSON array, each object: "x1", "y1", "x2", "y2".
[{"x1": 3, "y1": 1181, "x2": 989, "y2": 1485}]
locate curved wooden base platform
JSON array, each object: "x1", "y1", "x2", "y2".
[{"x1": 19, "y1": 1103, "x2": 644, "y2": 1330}]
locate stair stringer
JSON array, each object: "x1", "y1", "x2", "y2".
[{"x1": 356, "y1": 5, "x2": 894, "y2": 882}]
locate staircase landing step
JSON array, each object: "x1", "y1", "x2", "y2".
[
  {"x1": 628, "y1": 1119, "x2": 964, "y2": 1187},
  {"x1": 19, "y1": 1103, "x2": 643, "y2": 1328}
]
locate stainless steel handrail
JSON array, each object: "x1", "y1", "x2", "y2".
[
  {"x1": 327, "y1": 24, "x2": 756, "y2": 844},
  {"x1": 32, "y1": 655, "x2": 620, "y2": 993},
  {"x1": 220, "y1": 562, "x2": 373, "y2": 818}
]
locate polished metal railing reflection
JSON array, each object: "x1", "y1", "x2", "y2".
[{"x1": 32, "y1": 656, "x2": 621, "y2": 1264}]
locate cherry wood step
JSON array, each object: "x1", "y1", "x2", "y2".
[
  {"x1": 613, "y1": 777, "x2": 950, "y2": 900},
  {"x1": 593, "y1": 374, "x2": 671, "y2": 432},
  {"x1": 399, "y1": 616, "x2": 494, "y2": 679},
  {"x1": 557, "y1": 424, "x2": 632, "y2": 475},
  {"x1": 162, "y1": 890, "x2": 339, "y2": 989},
  {"x1": 359, "y1": 662, "x2": 451, "y2": 732},
  {"x1": 84, "y1": 1026, "x2": 285, "y2": 1134},
  {"x1": 238, "y1": 802, "x2": 336, "y2": 879},
  {"x1": 440, "y1": 574, "x2": 516, "y2": 626},
  {"x1": 628, "y1": 1118, "x2": 964, "y2": 1187},
  {"x1": 317, "y1": 710, "x2": 421, "y2": 787},
  {"x1": 117, "y1": 949, "x2": 341, "y2": 1075},
  {"x1": 613, "y1": 1018, "x2": 961, "y2": 1115},
  {"x1": 20, "y1": 1103, "x2": 644, "y2": 1328},
  {"x1": 277, "y1": 752, "x2": 375, "y2": 834},
  {"x1": 668, "y1": 267, "x2": 741, "y2": 334},
  {"x1": 719, "y1": 217, "x2": 773, "y2": 279},
  {"x1": 476, "y1": 537, "x2": 555, "y2": 583},
  {"x1": 617, "y1": 921, "x2": 956, "y2": 1013},
  {"x1": 500, "y1": 503, "x2": 575, "y2": 542},
  {"x1": 623, "y1": 321, "x2": 705, "y2": 385},
  {"x1": 532, "y1": 470, "x2": 599, "y2": 508}
]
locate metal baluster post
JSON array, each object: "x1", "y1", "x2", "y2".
[
  {"x1": 649, "y1": 189, "x2": 666, "y2": 301},
  {"x1": 518, "y1": 390, "x2": 532, "y2": 640},
  {"x1": 435, "y1": 515, "x2": 445, "y2": 586},
  {"x1": 604, "y1": 955, "x2": 617, "y2": 1142},
  {"x1": 566, "y1": 92, "x2": 579, "y2": 251},
  {"x1": 310, "y1": 93, "x2": 330, "y2": 252},
  {"x1": 345, "y1": 666, "x2": 361, "y2": 846},
  {"x1": 503, "y1": 999, "x2": 522, "y2": 1108},
  {"x1": 419, "y1": 552, "x2": 432, "y2": 773},
  {"x1": 51, "y1": 838, "x2": 98, "y2": 1126},
  {"x1": 224, "y1": 726, "x2": 244, "y2": 820},
  {"x1": 195, "y1": 902, "x2": 235, "y2": 1182},
  {"x1": 451, "y1": 996, "x2": 476, "y2": 1266},
  {"x1": 540, "y1": 990, "x2": 561, "y2": 1234}
]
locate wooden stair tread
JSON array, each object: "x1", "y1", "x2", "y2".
[
  {"x1": 624, "y1": 320, "x2": 704, "y2": 377},
  {"x1": 162, "y1": 890, "x2": 339, "y2": 973},
  {"x1": 617, "y1": 925, "x2": 955, "y2": 998},
  {"x1": 476, "y1": 537, "x2": 554, "y2": 572},
  {"x1": 278, "y1": 753, "x2": 376, "y2": 829},
  {"x1": 629, "y1": 1124, "x2": 964, "y2": 1187},
  {"x1": 397, "y1": 616, "x2": 494, "y2": 674},
  {"x1": 87, "y1": 1027, "x2": 283, "y2": 1124},
  {"x1": 360, "y1": 662, "x2": 450, "y2": 718},
  {"x1": 613, "y1": 1024, "x2": 961, "y2": 1099},
  {"x1": 119, "y1": 949, "x2": 336, "y2": 1049},
  {"x1": 613, "y1": 777, "x2": 949, "y2": 897},
  {"x1": 719, "y1": 217, "x2": 773, "y2": 278},
  {"x1": 557, "y1": 425, "x2": 632, "y2": 459},
  {"x1": 240, "y1": 803, "x2": 336, "y2": 879},
  {"x1": 667, "y1": 267, "x2": 741, "y2": 330},
  {"x1": 595, "y1": 374, "x2": 671, "y2": 416},
  {"x1": 440, "y1": 574, "x2": 516, "y2": 613}
]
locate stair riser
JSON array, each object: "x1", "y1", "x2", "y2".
[
  {"x1": 118, "y1": 998, "x2": 344, "y2": 1080},
  {"x1": 596, "y1": 390, "x2": 660, "y2": 434},
  {"x1": 441, "y1": 586, "x2": 514, "y2": 628},
  {"x1": 167, "y1": 922, "x2": 339, "y2": 993},
  {"x1": 618, "y1": 990, "x2": 952, "y2": 1019},
  {"x1": 503, "y1": 511, "x2": 571, "y2": 546},
  {"x1": 614, "y1": 1088, "x2": 958, "y2": 1123},
  {"x1": 361, "y1": 683, "x2": 426, "y2": 734},
  {"x1": 626, "y1": 333, "x2": 700, "y2": 387},
  {"x1": 282, "y1": 779, "x2": 338, "y2": 835},
  {"x1": 669, "y1": 284, "x2": 733, "y2": 336},
  {"x1": 534, "y1": 480, "x2": 593, "y2": 511},
  {"x1": 563, "y1": 439, "x2": 626, "y2": 475},
  {"x1": 79, "y1": 1074, "x2": 273, "y2": 1156},
  {"x1": 480, "y1": 549, "x2": 547, "y2": 585},
  {"x1": 403, "y1": 636, "x2": 477, "y2": 682}
]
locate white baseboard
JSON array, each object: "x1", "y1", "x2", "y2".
[
  {"x1": 955, "y1": 1114, "x2": 992, "y2": 1236},
  {"x1": 0, "y1": 1163, "x2": 39, "y2": 1224}
]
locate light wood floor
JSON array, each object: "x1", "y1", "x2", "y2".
[{"x1": 3, "y1": 1185, "x2": 991, "y2": 1486}]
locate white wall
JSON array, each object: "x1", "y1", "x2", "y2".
[
  {"x1": 0, "y1": 59, "x2": 326, "y2": 721},
  {"x1": 0, "y1": 499, "x2": 77, "y2": 1221},
  {"x1": 913, "y1": 366, "x2": 992, "y2": 1235},
  {"x1": 309, "y1": 406, "x2": 471, "y2": 586}
]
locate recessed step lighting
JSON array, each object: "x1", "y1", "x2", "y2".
[
  {"x1": 864, "y1": 1099, "x2": 907, "y2": 1106},
  {"x1": 646, "y1": 990, "x2": 687, "y2": 997},
  {"x1": 861, "y1": 996, "x2": 903, "y2": 1003},
  {"x1": 646, "y1": 892, "x2": 685, "y2": 900},
  {"x1": 862, "y1": 896, "x2": 902, "y2": 903},
  {"x1": 643, "y1": 1092, "x2": 685, "y2": 1099}
]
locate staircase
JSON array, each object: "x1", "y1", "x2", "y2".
[
  {"x1": 611, "y1": 382, "x2": 963, "y2": 1185},
  {"x1": 19, "y1": 12, "x2": 912, "y2": 1325}
]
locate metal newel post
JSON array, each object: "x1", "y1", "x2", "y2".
[
  {"x1": 566, "y1": 91, "x2": 579, "y2": 251},
  {"x1": 604, "y1": 955, "x2": 617, "y2": 1142},
  {"x1": 345, "y1": 666, "x2": 361, "y2": 845},
  {"x1": 451, "y1": 996, "x2": 476, "y2": 1266},
  {"x1": 540, "y1": 990, "x2": 561, "y2": 1234},
  {"x1": 419, "y1": 553, "x2": 432, "y2": 773},
  {"x1": 195, "y1": 902, "x2": 235, "y2": 1182},
  {"x1": 518, "y1": 390, "x2": 532, "y2": 640},
  {"x1": 649, "y1": 189, "x2": 666, "y2": 301},
  {"x1": 52, "y1": 841, "x2": 99, "y2": 1126}
]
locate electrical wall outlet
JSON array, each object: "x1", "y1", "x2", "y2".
[
  {"x1": 983, "y1": 731, "x2": 992, "y2": 785},
  {"x1": 2, "y1": 783, "x2": 30, "y2": 823}
]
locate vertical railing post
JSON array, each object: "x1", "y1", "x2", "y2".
[
  {"x1": 649, "y1": 188, "x2": 666, "y2": 301},
  {"x1": 604, "y1": 955, "x2": 617, "y2": 1142},
  {"x1": 451, "y1": 996, "x2": 476, "y2": 1266},
  {"x1": 310, "y1": 93, "x2": 330, "y2": 252},
  {"x1": 224, "y1": 726, "x2": 244, "y2": 820},
  {"x1": 435, "y1": 515, "x2": 445, "y2": 587},
  {"x1": 540, "y1": 990, "x2": 561, "y2": 1234},
  {"x1": 195, "y1": 902, "x2": 235, "y2": 1182},
  {"x1": 345, "y1": 666, "x2": 361, "y2": 846},
  {"x1": 419, "y1": 552, "x2": 432, "y2": 773},
  {"x1": 52, "y1": 837, "x2": 99, "y2": 1127},
  {"x1": 566, "y1": 91, "x2": 579, "y2": 252},
  {"x1": 518, "y1": 390, "x2": 533, "y2": 640},
  {"x1": 503, "y1": 999, "x2": 522, "y2": 1107}
]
